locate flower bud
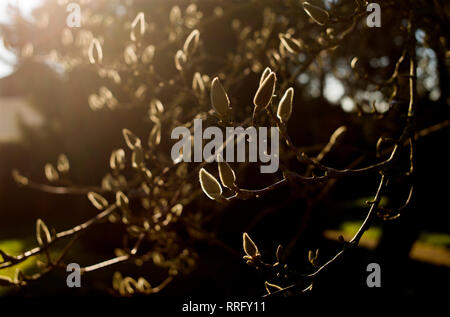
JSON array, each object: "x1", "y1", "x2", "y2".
[
  {"x1": 122, "y1": 129, "x2": 142, "y2": 150},
  {"x1": 279, "y1": 34, "x2": 302, "y2": 53},
  {"x1": 259, "y1": 67, "x2": 271, "y2": 86},
  {"x1": 303, "y1": 2, "x2": 329, "y2": 25},
  {"x1": 44, "y1": 163, "x2": 59, "y2": 182},
  {"x1": 12, "y1": 169, "x2": 28, "y2": 186},
  {"x1": 116, "y1": 191, "x2": 130, "y2": 214},
  {"x1": 57, "y1": 154, "x2": 70, "y2": 174},
  {"x1": 217, "y1": 154, "x2": 236, "y2": 189},
  {"x1": 254, "y1": 72, "x2": 276, "y2": 109},
  {"x1": 130, "y1": 12, "x2": 145, "y2": 42},
  {"x1": 88, "y1": 192, "x2": 109, "y2": 210},
  {"x1": 88, "y1": 38, "x2": 103, "y2": 64},
  {"x1": 210, "y1": 77, "x2": 230, "y2": 119},
  {"x1": 193, "y1": 72, "x2": 206, "y2": 96},
  {"x1": 132, "y1": 147, "x2": 145, "y2": 169},
  {"x1": 183, "y1": 29, "x2": 200, "y2": 56},
  {"x1": 265, "y1": 281, "x2": 283, "y2": 294},
  {"x1": 243, "y1": 232, "x2": 260, "y2": 259},
  {"x1": 175, "y1": 50, "x2": 187, "y2": 71},
  {"x1": 36, "y1": 219, "x2": 52, "y2": 246},
  {"x1": 142, "y1": 45, "x2": 155, "y2": 64}
]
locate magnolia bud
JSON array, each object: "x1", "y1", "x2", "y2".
[
  {"x1": 259, "y1": 67, "x2": 272, "y2": 86},
  {"x1": 303, "y1": 2, "x2": 329, "y2": 26},
  {"x1": 149, "y1": 99, "x2": 164, "y2": 116},
  {"x1": 148, "y1": 124, "x2": 161, "y2": 147},
  {"x1": 130, "y1": 12, "x2": 145, "y2": 42},
  {"x1": 12, "y1": 169, "x2": 29, "y2": 186},
  {"x1": 87, "y1": 192, "x2": 109, "y2": 210},
  {"x1": 193, "y1": 72, "x2": 206, "y2": 96},
  {"x1": 175, "y1": 50, "x2": 187, "y2": 71},
  {"x1": 254, "y1": 72, "x2": 276, "y2": 109},
  {"x1": 243, "y1": 232, "x2": 260, "y2": 259},
  {"x1": 88, "y1": 38, "x2": 103, "y2": 64},
  {"x1": 122, "y1": 129, "x2": 142, "y2": 150},
  {"x1": 116, "y1": 191, "x2": 130, "y2": 216},
  {"x1": 142, "y1": 45, "x2": 155, "y2": 64},
  {"x1": 183, "y1": 29, "x2": 200, "y2": 56},
  {"x1": 110, "y1": 149, "x2": 126, "y2": 171},
  {"x1": 124, "y1": 45, "x2": 138, "y2": 64},
  {"x1": 132, "y1": 147, "x2": 145, "y2": 169},
  {"x1": 265, "y1": 281, "x2": 283, "y2": 294},
  {"x1": 329, "y1": 126, "x2": 347, "y2": 144},
  {"x1": 210, "y1": 77, "x2": 230, "y2": 119},
  {"x1": 279, "y1": 34, "x2": 302, "y2": 53},
  {"x1": 217, "y1": 154, "x2": 236, "y2": 189},
  {"x1": 57, "y1": 154, "x2": 70, "y2": 173},
  {"x1": 277, "y1": 87, "x2": 294, "y2": 123},
  {"x1": 36, "y1": 219, "x2": 52, "y2": 246},
  {"x1": 44, "y1": 163, "x2": 59, "y2": 182}
]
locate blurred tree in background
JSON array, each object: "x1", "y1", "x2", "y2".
[{"x1": 0, "y1": 0, "x2": 449, "y2": 298}]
